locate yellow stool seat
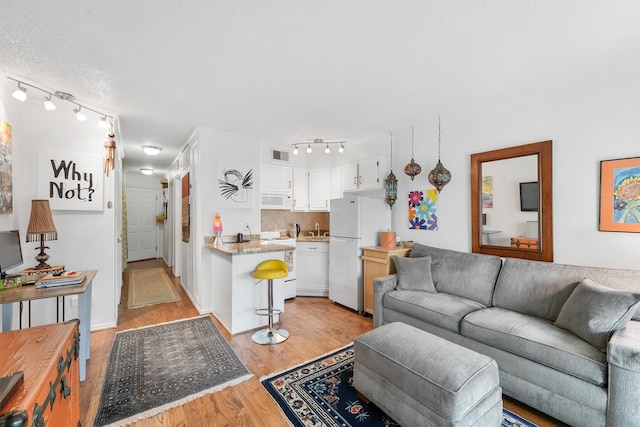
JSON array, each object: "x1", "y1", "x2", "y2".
[
  {"x1": 252, "y1": 259, "x2": 289, "y2": 345},
  {"x1": 252, "y1": 260, "x2": 288, "y2": 279}
]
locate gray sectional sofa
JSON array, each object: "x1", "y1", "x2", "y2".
[{"x1": 373, "y1": 243, "x2": 640, "y2": 427}]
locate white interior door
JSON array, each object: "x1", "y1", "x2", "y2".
[{"x1": 127, "y1": 186, "x2": 157, "y2": 261}]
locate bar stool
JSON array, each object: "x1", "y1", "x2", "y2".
[{"x1": 252, "y1": 259, "x2": 289, "y2": 344}]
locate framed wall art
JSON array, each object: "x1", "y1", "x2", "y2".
[
  {"x1": 216, "y1": 165, "x2": 254, "y2": 209},
  {"x1": 0, "y1": 119, "x2": 13, "y2": 214},
  {"x1": 37, "y1": 150, "x2": 103, "y2": 211},
  {"x1": 599, "y1": 157, "x2": 640, "y2": 232}
]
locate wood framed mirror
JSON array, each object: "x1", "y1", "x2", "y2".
[{"x1": 471, "y1": 140, "x2": 553, "y2": 262}]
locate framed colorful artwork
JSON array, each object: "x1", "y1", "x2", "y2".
[
  {"x1": 0, "y1": 119, "x2": 12, "y2": 214},
  {"x1": 482, "y1": 176, "x2": 493, "y2": 208},
  {"x1": 408, "y1": 189, "x2": 438, "y2": 230},
  {"x1": 599, "y1": 157, "x2": 640, "y2": 232}
]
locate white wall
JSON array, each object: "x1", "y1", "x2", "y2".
[
  {"x1": 391, "y1": 59, "x2": 639, "y2": 270},
  {"x1": 0, "y1": 77, "x2": 119, "y2": 331}
]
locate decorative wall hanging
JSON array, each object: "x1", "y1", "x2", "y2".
[
  {"x1": 182, "y1": 173, "x2": 190, "y2": 242},
  {"x1": 0, "y1": 119, "x2": 13, "y2": 214},
  {"x1": 384, "y1": 133, "x2": 398, "y2": 209},
  {"x1": 408, "y1": 189, "x2": 438, "y2": 230},
  {"x1": 599, "y1": 157, "x2": 640, "y2": 232},
  {"x1": 404, "y1": 126, "x2": 421, "y2": 180},
  {"x1": 37, "y1": 149, "x2": 103, "y2": 211},
  {"x1": 482, "y1": 176, "x2": 494, "y2": 208},
  {"x1": 104, "y1": 122, "x2": 116, "y2": 176},
  {"x1": 217, "y1": 165, "x2": 254, "y2": 208},
  {"x1": 428, "y1": 116, "x2": 452, "y2": 192}
]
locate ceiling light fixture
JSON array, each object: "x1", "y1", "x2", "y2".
[
  {"x1": 12, "y1": 82, "x2": 27, "y2": 101},
  {"x1": 140, "y1": 168, "x2": 154, "y2": 175},
  {"x1": 43, "y1": 95, "x2": 56, "y2": 111},
  {"x1": 74, "y1": 106, "x2": 87, "y2": 121},
  {"x1": 7, "y1": 76, "x2": 114, "y2": 128},
  {"x1": 293, "y1": 139, "x2": 347, "y2": 155},
  {"x1": 141, "y1": 145, "x2": 162, "y2": 156}
]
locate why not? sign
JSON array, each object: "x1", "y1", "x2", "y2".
[{"x1": 37, "y1": 150, "x2": 103, "y2": 211}]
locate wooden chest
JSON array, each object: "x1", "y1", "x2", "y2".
[
  {"x1": 0, "y1": 320, "x2": 80, "y2": 427},
  {"x1": 510, "y1": 237, "x2": 539, "y2": 250}
]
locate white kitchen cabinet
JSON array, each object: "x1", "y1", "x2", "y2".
[
  {"x1": 309, "y1": 168, "x2": 331, "y2": 211},
  {"x1": 292, "y1": 167, "x2": 308, "y2": 211},
  {"x1": 341, "y1": 157, "x2": 383, "y2": 193},
  {"x1": 331, "y1": 166, "x2": 343, "y2": 200},
  {"x1": 341, "y1": 162, "x2": 358, "y2": 192},
  {"x1": 296, "y1": 241, "x2": 329, "y2": 297},
  {"x1": 261, "y1": 164, "x2": 292, "y2": 194}
]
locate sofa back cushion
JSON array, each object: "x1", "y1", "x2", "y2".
[
  {"x1": 493, "y1": 258, "x2": 640, "y2": 321},
  {"x1": 409, "y1": 243, "x2": 502, "y2": 306}
]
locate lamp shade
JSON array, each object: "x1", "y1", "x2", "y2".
[{"x1": 26, "y1": 200, "x2": 57, "y2": 242}]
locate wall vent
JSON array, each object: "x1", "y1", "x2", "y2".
[{"x1": 272, "y1": 149, "x2": 289, "y2": 162}]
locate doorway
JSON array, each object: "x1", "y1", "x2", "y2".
[{"x1": 126, "y1": 186, "x2": 157, "y2": 261}]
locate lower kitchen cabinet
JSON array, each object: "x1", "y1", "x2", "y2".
[
  {"x1": 361, "y1": 246, "x2": 411, "y2": 314},
  {"x1": 296, "y1": 241, "x2": 329, "y2": 296}
]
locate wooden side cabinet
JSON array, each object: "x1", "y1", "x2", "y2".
[
  {"x1": 361, "y1": 246, "x2": 411, "y2": 314},
  {"x1": 0, "y1": 320, "x2": 80, "y2": 426}
]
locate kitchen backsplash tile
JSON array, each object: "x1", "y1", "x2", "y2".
[{"x1": 261, "y1": 210, "x2": 329, "y2": 236}]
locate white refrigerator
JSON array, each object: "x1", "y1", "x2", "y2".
[{"x1": 329, "y1": 195, "x2": 392, "y2": 312}]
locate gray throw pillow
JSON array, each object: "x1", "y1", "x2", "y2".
[
  {"x1": 554, "y1": 277, "x2": 640, "y2": 352},
  {"x1": 394, "y1": 255, "x2": 437, "y2": 293}
]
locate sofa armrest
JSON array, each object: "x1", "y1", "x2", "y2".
[
  {"x1": 607, "y1": 320, "x2": 640, "y2": 426},
  {"x1": 373, "y1": 274, "x2": 397, "y2": 328}
]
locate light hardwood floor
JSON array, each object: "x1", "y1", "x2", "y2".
[{"x1": 80, "y1": 259, "x2": 565, "y2": 426}]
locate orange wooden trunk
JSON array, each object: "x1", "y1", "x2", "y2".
[{"x1": 0, "y1": 320, "x2": 80, "y2": 426}]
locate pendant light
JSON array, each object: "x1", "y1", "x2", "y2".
[
  {"x1": 384, "y1": 132, "x2": 398, "y2": 209},
  {"x1": 428, "y1": 116, "x2": 452, "y2": 192},
  {"x1": 404, "y1": 126, "x2": 422, "y2": 180}
]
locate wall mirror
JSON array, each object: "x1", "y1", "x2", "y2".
[{"x1": 471, "y1": 140, "x2": 553, "y2": 262}]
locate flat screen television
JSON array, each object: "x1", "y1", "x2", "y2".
[
  {"x1": 0, "y1": 229, "x2": 23, "y2": 278},
  {"x1": 519, "y1": 182, "x2": 539, "y2": 212}
]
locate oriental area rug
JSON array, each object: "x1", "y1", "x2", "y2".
[
  {"x1": 261, "y1": 344, "x2": 538, "y2": 427},
  {"x1": 94, "y1": 316, "x2": 252, "y2": 426},
  {"x1": 127, "y1": 267, "x2": 181, "y2": 309}
]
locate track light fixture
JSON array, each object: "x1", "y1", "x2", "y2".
[
  {"x1": 7, "y1": 76, "x2": 114, "y2": 128},
  {"x1": 12, "y1": 82, "x2": 27, "y2": 101},
  {"x1": 74, "y1": 106, "x2": 87, "y2": 121},
  {"x1": 292, "y1": 139, "x2": 347, "y2": 155},
  {"x1": 43, "y1": 95, "x2": 56, "y2": 111}
]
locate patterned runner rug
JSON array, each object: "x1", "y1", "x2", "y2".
[
  {"x1": 261, "y1": 344, "x2": 538, "y2": 427},
  {"x1": 127, "y1": 267, "x2": 182, "y2": 309},
  {"x1": 94, "y1": 316, "x2": 252, "y2": 426}
]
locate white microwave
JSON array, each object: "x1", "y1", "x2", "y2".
[{"x1": 260, "y1": 194, "x2": 292, "y2": 210}]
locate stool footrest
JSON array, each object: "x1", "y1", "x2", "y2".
[{"x1": 255, "y1": 308, "x2": 283, "y2": 317}]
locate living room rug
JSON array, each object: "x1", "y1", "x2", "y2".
[
  {"x1": 94, "y1": 316, "x2": 252, "y2": 426},
  {"x1": 261, "y1": 344, "x2": 538, "y2": 427},
  {"x1": 127, "y1": 267, "x2": 181, "y2": 308}
]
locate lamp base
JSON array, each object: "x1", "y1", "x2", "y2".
[{"x1": 33, "y1": 242, "x2": 51, "y2": 270}]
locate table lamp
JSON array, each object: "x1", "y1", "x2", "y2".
[
  {"x1": 26, "y1": 199, "x2": 58, "y2": 270},
  {"x1": 213, "y1": 214, "x2": 223, "y2": 247}
]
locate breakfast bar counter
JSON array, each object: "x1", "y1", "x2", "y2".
[{"x1": 205, "y1": 241, "x2": 294, "y2": 334}]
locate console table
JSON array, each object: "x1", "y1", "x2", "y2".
[{"x1": 0, "y1": 270, "x2": 96, "y2": 381}]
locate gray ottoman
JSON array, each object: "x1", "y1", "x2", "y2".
[{"x1": 353, "y1": 322, "x2": 503, "y2": 427}]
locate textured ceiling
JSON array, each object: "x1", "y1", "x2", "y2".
[{"x1": 0, "y1": 1, "x2": 638, "y2": 173}]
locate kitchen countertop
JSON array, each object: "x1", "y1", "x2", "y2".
[
  {"x1": 296, "y1": 236, "x2": 330, "y2": 242},
  {"x1": 206, "y1": 241, "x2": 295, "y2": 256}
]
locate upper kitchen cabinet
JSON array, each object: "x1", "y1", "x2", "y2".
[
  {"x1": 331, "y1": 166, "x2": 342, "y2": 200},
  {"x1": 261, "y1": 164, "x2": 292, "y2": 194},
  {"x1": 342, "y1": 156, "x2": 386, "y2": 195},
  {"x1": 292, "y1": 167, "x2": 309, "y2": 211},
  {"x1": 309, "y1": 168, "x2": 331, "y2": 211}
]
